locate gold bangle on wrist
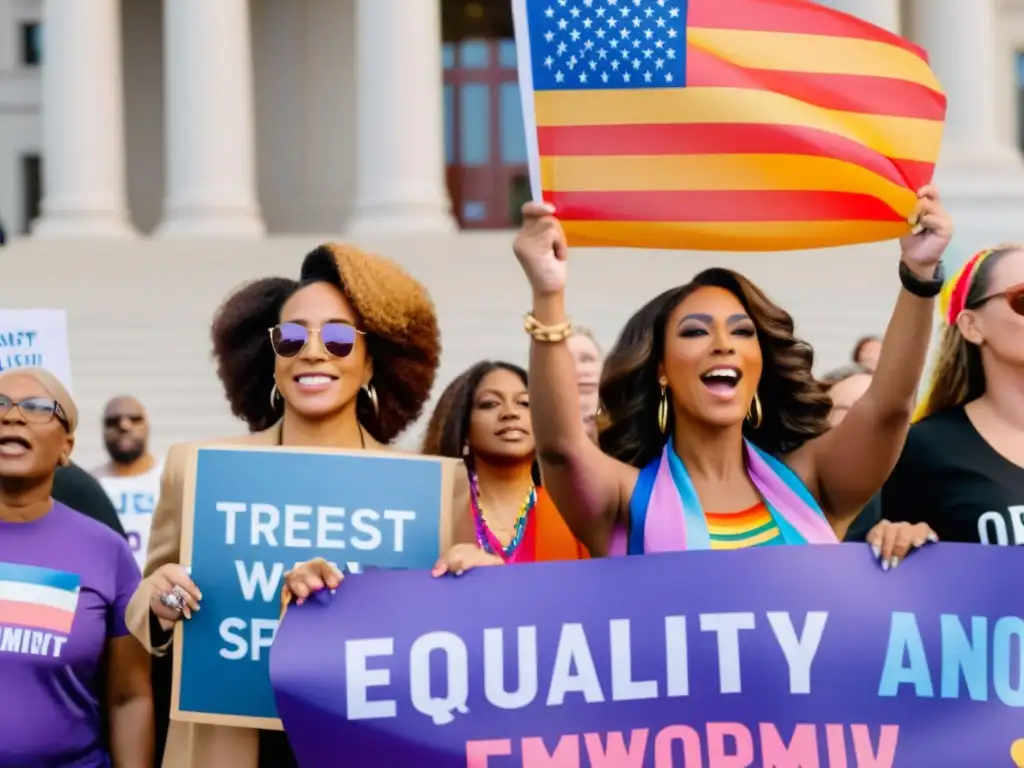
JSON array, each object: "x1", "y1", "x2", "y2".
[{"x1": 524, "y1": 312, "x2": 573, "y2": 343}]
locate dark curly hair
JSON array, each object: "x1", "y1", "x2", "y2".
[
  {"x1": 598, "y1": 267, "x2": 832, "y2": 468},
  {"x1": 421, "y1": 360, "x2": 541, "y2": 485},
  {"x1": 210, "y1": 243, "x2": 441, "y2": 443}
]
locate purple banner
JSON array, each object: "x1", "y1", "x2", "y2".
[{"x1": 270, "y1": 544, "x2": 1024, "y2": 767}]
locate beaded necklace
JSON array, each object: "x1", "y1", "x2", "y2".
[{"x1": 469, "y1": 472, "x2": 536, "y2": 561}]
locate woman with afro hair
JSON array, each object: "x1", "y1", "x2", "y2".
[{"x1": 124, "y1": 243, "x2": 443, "y2": 768}]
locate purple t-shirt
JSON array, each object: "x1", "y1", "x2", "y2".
[{"x1": 0, "y1": 501, "x2": 141, "y2": 767}]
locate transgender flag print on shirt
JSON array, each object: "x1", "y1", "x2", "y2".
[{"x1": 0, "y1": 562, "x2": 80, "y2": 636}]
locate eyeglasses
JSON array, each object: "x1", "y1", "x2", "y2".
[
  {"x1": 0, "y1": 395, "x2": 70, "y2": 431},
  {"x1": 972, "y1": 283, "x2": 1024, "y2": 317},
  {"x1": 268, "y1": 322, "x2": 364, "y2": 359}
]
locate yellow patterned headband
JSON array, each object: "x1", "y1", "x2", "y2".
[
  {"x1": 939, "y1": 248, "x2": 995, "y2": 326},
  {"x1": 912, "y1": 248, "x2": 996, "y2": 423}
]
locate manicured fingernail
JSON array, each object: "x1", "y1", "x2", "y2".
[
  {"x1": 881, "y1": 559, "x2": 890, "y2": 571},
  {"x1": 871, "y1": 544, "x2": 881, "y2": 559},
  {"x1": 297, "y1": 598, "x2": 304, "y2": 605},
  {"x1": 927, "y1": 532, "x2": 938, "y2": 543},
  {"x1": 889, "y1": 557, "x2": 900, "y2": 570},
  {"x1": 913, "y1": 539, "x2": 925, "y2": 548},
  {"x1": 454, "y1": 569, "x2": 463, "y2": 577},
  {"x1": 911, "y1": 224, "x2": 924, "y2": 235}
]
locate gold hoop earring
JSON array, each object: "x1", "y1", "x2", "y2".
[
  {"x1": 269, "y1": 384, "x2": 282, "y2": 410},
  {"x1": 657, "y1": 384, "x2": 669, "y2": 434},
  {"x1": 363, "y1": 383, "x2": 379, "y2": 418},
  {"x1": 747, "y1": 391, "x2": 763, "y2": 429}
]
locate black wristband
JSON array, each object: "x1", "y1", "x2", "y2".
[{"x1": 899, "y1": 260, "x2": 944, "y2": 298}]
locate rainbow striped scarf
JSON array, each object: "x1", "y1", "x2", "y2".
[{"x1": 613, "y1": 440, "x2": 838, "y2": 554}]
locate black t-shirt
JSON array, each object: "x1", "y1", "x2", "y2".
[
  {"x1": 882, "y1": 406, "x2": 1024, "y2": 544},
  {"x1": 52, "y1": 462, "x2": 126, "y2": 537},
  {"x1": 843, "y1": 494, "x2": 881, "y2": 542}
]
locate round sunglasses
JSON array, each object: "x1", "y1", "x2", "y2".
[
  {"x1": 0, "y1": 395, "x2": 71, "y2": 431},
  {"x1": 268, "y1": 322, "x2": 365, "y2": 359},
  {"x1": 972, "y1": 282, "x2": 1024, "y2": 317}
]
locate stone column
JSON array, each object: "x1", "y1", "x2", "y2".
[
  {"x1": 823, "y1": 0, "x2": 900, "y2": 32},
  {"x1": 348, "y1": 0, "x2": 457, "y2": 235},
  {"x1": 909, "y1": 0, "x2": 1020, "y2": 169},
  {"x1": 155, "y1": 0, "x2": 265, "y2": 237},
  {"x1": 35, "y1": 0, "x2": 135, "y2": 238}
]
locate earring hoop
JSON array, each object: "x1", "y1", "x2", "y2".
[
  {"x1": 747, "y1": 391, "x2": 763, "y2": 429},
  {"x1": 363, "y1": 383, "x2": 379, "y2": 418},
  {"x1": 657, "y1": 384, "x2": 669, "y2": 434},
  {"x1": 270, "y1": 384, "x2": 282, "y2": 410}
]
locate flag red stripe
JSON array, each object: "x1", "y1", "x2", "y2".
[
  {"x1": 686, "y1": 48, "x2": 946, "y2": 121},
  {"x1": 687, "y1": 0, "x2": 928, "y2": 61},
  {"x1": 543, "y1": 189, "x2": 905, "y2": 223},
  {"x1": 536, "y1": 124, "x2": 935, "y2": 193}
]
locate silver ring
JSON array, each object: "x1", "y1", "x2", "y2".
[{"x1": 160, "y1": 590, "x2": 184, "y2": 612}]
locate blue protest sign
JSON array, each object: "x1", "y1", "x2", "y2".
[
  {"x1": 172, "y1": 445, "x2": 455, "y2": 728},
  {"x1": 271, "y1": 544, "x2": 1024, "y2": 767}
]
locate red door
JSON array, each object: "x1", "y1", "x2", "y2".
[{"x1": 443, "y1": 38, "x2": 530, "y2": 229}]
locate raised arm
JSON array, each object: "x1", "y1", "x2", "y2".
[
  {"x1": 514, "y1": 203, "x2": 636, "y2": 555},
  {"x1": 795, "y1": 187, "x2": 952, "y2": 527}
]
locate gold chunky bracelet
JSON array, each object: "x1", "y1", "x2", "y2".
[{"x1": 524, "y1": 312, "x2": 573, "y2": 343}]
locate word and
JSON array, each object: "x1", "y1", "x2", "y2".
[
  {"x1": 345, "y1": 612, "x2": 829, "y2": 725},
  {"x1": 0, "y1": 626, "x2": 68, "y2": 658},
  {"x1": 217, "y1": 501, "x2": 416, "y2": 552},
  {"x1": 879, "y1": 611, "x2": 1024, "y2": 706},
  {"x1": 467, "y1": 723, "x2": 899, "y2": 768}
]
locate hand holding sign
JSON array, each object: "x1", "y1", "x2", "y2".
[
  {"x1": 283, "y1": 558, "x2": 343, "y2": 607},
  {"x1": 148, "y1": 563, "x2": 202, "y2": 629},
  {"x1": 432, "y1": 543, "x2": 504, "y2": 577}
]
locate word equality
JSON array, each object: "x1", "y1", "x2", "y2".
[
  {"x1": 216, "y1": 501, "x2": 416, "y2": 552},
  {"x1": 345, "y1": 611, "x2": 1024, "y2": 727}
]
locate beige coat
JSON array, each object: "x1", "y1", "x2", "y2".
[{"x1": 125, "y1": 425, "x2": 464, "y2": 768}]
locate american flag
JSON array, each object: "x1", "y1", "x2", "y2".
[{"x1": 512, "y1": 0, "x2": 947, "y2": 251}]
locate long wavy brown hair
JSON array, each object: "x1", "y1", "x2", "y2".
[
  {"x1": 598, "y1": 268, "x2": 833, "y2": 468},
  {"x1": 915, "y1": 246, "x2": 1020, "y2": 421}
]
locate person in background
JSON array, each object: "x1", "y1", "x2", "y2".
[
  {"x1": 91, "y1": 396, "x2": 170, "y2": 764},
  {"x1": 509, "y1": 189, "x2": 949, "y2": 564},
  {"x1": 884, "y1": 245, "x2": 1024, "y2": 544},
  {"x1": 93, "y1": 395, "x2": 162, "y2": 568},
  {"x1": 851, "y1": 334, "x2": 882, "y2": 371},
  {"x1": 421, "y1": 360, "x2": 588, "y2": 573},
  {"x1": 820, "y1": 364, "x2": 890, "y2": 547},
  {"x1": 0, "y1": 367, "x2": 152, "y2": 767},
  {"x1": 126, "y1": 243, "x2": 445, "y2": 768},
  {"x1": 566, "y1": 327, "x2": 603, "y2": 442}
]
